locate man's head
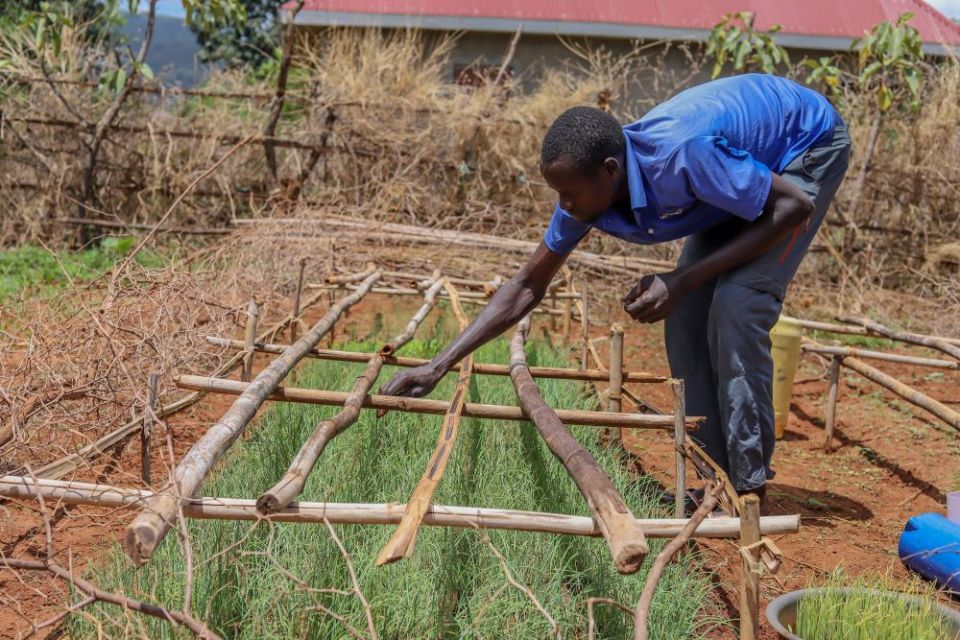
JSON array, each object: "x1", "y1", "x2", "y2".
[{"x1": 540, "y1": 106, "x2": 626, "y2": 222}]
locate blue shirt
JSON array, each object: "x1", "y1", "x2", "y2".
[{"x1": 543, "y1": 74, "x2": 839, "y2": 254}]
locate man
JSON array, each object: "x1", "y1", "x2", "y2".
[{"x1": 380, "y1": 73, "x2": 850, "y2": 506}]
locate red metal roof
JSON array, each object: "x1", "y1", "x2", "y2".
[{"x1": 290, "y1": 0, "x2": 960, "y2": 48}]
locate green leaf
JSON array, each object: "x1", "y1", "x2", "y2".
[
  {"x1": 877, "y1": 84, "x2": 893, "y2": 111},
  {"x1": 113, "y1": 68, "x2": 127, "y2": 93},
  {"x1": 860, "y1": 60, "x2": 883, "y2": 82},
  {"x1": 139, "y1": 62, "x2": 154, "y2": 81}
]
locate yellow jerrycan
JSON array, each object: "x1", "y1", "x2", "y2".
[{"x1": 770, "y1": 316, "x2": 802, "y2": 439}]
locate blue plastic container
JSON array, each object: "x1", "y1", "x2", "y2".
[{"x1": 899, "y1": 512, "x2": 960, "y2": 592}]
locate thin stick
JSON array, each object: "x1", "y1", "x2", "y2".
[
  {"x1": 801, "y1": 342, "x2": 958, "y2": 370},
  {"x1": 823, "y1": 355, "x2": 842, "y2": 451},
  {"x1": 141, "y1": 373, "x2": 159, "y2": 485},
  {"x1": 509, "y1": 316, "x2": 649, "y2": 574},
  {"x1": 290, "y1": 257, "x2": 307, "y2": 344},
  {"x1": 836, "y1": 315, "x2": 960, "y2": 361},
  {"x1": 634, "y1": 482, "x2": 721, "y2": 640},
  {"x1": 738, "y1": 494, "x2": 762, "y2": 640},
  {"x1": 257, "y1": 274, "x2": 444, "y2": 513},
  {"x1": 581, "y1": 283, "x2": 590, "y2": 369},
  {"x1": 782, "y1": 315, "x2": 960, "y2": 347},
  {"x1": 205, "y1": 338, "x2": 669, "y2": 383},
  {"x1": 124, "y1": 267, "x2": 381, "y2": 565},
  {"x1": 241, "y1": 300, "x2": 260, "y2": 383},
  {"x1": 376, "y1": 280, "x2": 474, "y2": 564},
  {"x1": 608, "y1": 324, "x2": 624, "y2": 444},
  {"x1": 0, "y1": 476, "x2": 801, "y2": 537},
  {"x1": 671, "y1": 379, "x2": 687, "y2": 519},
  {"x1": 175, "y1": 375, "x2": 695, "y2": 430}
]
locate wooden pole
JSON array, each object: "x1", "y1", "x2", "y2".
[
  {"x1": 310, "y1": 284, "x2": 570, "y2": 314},
  {"x1": 377, "y1": 280, "x2": 473, "y2": 565},
  {"x1": 509, "y1": 316, "x2": 649, "y2": 574},
  {"x1": 141, "y1": 373, "x2": 159, "y2": 485},
  {"x1": 124, "y1": 267, "x2": 381, "y2": 566},
  {"x1": 608, "y1": 324, "x2": 624, "y2": 445},
  {"x1": 581, "y1": 283, "x2": 590, "y2": 370},
  {"x1": 205, "y1": 337, "x2": 669, "y2": 384},
  {"x1": 671, "y1": 379, "x2": 687, "y2": 519},
  {"x1": 241, "y1": 300, "x2": 260, "y2": 383},
  {"x1": 290, "y1": 257, "x2": 307, "y2": 344},
  {"x1": 823, "y1": 355, "x2": 842, "y2": 451},
  {"x1": 801, "y1": 342, "x2": 958, "y2": 370},
  {"x1": 738, "y1": 494, "x2": 762, "y2": 640},
  {"x1": 257, "y1": 274, "x2": 444, "y2": 514},
  {"x1": 782, "y1": 315, "x2": 960, "y2": 347},
  {"x1": 836, "y1": 315, "x2": 960, "y2": 361},
  {"x1": 0, "y1": 475, "x2": 800, "y2": 538},
  {"x1": 175, "y1": 375, "x2": 696, "y2": 430}
]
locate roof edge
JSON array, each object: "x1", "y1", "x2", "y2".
[{"x1": 286, "y1": 10, "x2": 959, "y2": 56}]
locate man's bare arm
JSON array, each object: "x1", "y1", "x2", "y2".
[{"x1": 379, "y1": 241, "x2": 568, "y2": 398}]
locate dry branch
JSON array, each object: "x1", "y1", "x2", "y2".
[
  {"x1": 801, "y1": 341, "x2": 959, "y2": 370},
  {"x1": 836, "y1": 315, "x2": 960, "y2": 361},
  {"x1": 174, "y1": 375, "x2": 692, "y2": 430},
  {"x1": 376, "y1": 279, "x2": 473, "y2": 565},
  {"x1": 257, "y1": 273, "x2": 444, "y2": 513},
  {"x1": 634, "y1": 482, "x2": 722, "y2": 640},
  {"x1": 782, "y1": 316, "x2": 960, "y2": 347},
  {"x1": 508, "y1": 316, "x2": 649, "y2": 574},
  {"x1": 124, "y1": 266, "x2": 382, "y2": 565},
  {"x1": 0, "y1": 475, "x2": 800, "y2": 538}
]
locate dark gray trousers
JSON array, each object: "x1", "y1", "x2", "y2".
[{"x1": 665, "y1": 122, "x2": 851, "y2": 492}]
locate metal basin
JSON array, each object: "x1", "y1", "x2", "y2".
[{"x1": 765, "y1": 587, "x2": 960, "y2": 639}]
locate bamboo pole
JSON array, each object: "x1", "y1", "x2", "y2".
[
  {"x1": 608, "y1": 324, "x2": 624, "y2": 445},
  {"x1": 241, "y1": 300, "x2": 260, "y2": 382},
  {"x1": 290, "y1": 257, "x2": 307, "y2": 344},
  {"x1": 509, "y1": 316, "x2": 649, "y2": 574},
  {"x1": 836, "y1": 315, "x2": 960, "y2": 361},
  {"x1": 671, "y1": 379, "x2": 687, "y2": 519},
  {"x1": 175, "y1": 375, "x2": 695, "y2": 430},
  {"x1": 377, "y1": 280, "x2": 473, "y2": 565},
  {"x1": 141, "y1": 373, "x2": 159, "y2": 485},
  {"x1": 782, "y1": 315, "x2": 960, "y2": 347},
  {"x1": 257, "y1": 274, "x2": 444, "y2": 514},
  {"x1": 739, "y1": 494, "x2": 762, "y2": 640},
  {"x1": 802, "y1": 341, "x2": 958, "y2": 370},
  {"x1": 124, "y1": 266, "x2": 382, "y2": 566},
  {"x1": 0, "y1": 475, "x2": 800, "y2": 538},
  {"x1": 823, "y1": 355, "x2": 843, "y2": 451},
  {"x1": 205, "y1": 338, "x2": 669, "y2": 384},
  {"x1": 581, "y1": 283, "x2": 590, "y2": 369}
]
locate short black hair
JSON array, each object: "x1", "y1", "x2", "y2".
[{"x1": 540, "y1": 106, "x2": 625, "y2": 172}]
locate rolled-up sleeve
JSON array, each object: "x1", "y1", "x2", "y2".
[
  {"x1": 543, "y1": 203, "x2": 591, "y2": 254},
  {"x1": 667, "y1": 136, "x2": 772, "y2": 222}
]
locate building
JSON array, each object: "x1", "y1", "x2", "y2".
[{"x1": 286, "y1": 0, "x2": 960, "y2": 100}]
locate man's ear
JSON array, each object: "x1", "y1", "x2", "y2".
[{"x1": 601, "y1": 156, "x2": 622, "y2": 178}]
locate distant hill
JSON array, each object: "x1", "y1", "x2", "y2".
[{"x1": 121, "y1": 12, "x2": 211, "y2": 88}]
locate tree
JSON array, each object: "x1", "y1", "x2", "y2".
[
  {"x1": 188, "y1": 0, "x2": 281, "y2": 69},
  {"x1": 705, "y1": 12, "x2": 790, "y2": 78}
]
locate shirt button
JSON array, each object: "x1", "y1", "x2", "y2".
[{"x1": 647, "y1": 228, "x2": 655, "y2": 235}]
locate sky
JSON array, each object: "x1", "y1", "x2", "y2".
[{"x1": 928, "y1": 0, "x2": 960, "y2": 18}]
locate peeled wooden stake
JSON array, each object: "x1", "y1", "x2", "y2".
[
  {"x1": 124, "y1": 266, "x2": 381, "y2": 566},
  {"x1": 509, "y1": 316, "x2": 648, "y2": 573},
  {"x1": 377, "y1": 280, "x2": 473, "y2": 565}
]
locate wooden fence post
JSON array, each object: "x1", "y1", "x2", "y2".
[
  {"x1": 823, "y1": 355, "x2": 842, "y2": 451},
  {"x1": 739, "y1": 494, "x2": 762, "y2": 640},
  {"x1": 290, "y1": 257, "x2": 307, "y2": 344},
  {"x1": 671, "y1": 379, "x2": 687, "y2": 519},
  {"x1": 608, "y1": 324, "x2": 624, "y2": 445},
  {"x1": 242, "y1": 300, "x2": 260, "y2": 383}
]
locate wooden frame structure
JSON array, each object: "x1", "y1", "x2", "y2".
[{"x1": 1, "y1": 263, "x2": 804, "y2": 636}]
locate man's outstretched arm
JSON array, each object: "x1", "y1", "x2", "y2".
[{"x1": 379, "y1": 241, "x2": 568, "y2": 398}]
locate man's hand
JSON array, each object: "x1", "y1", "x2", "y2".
[
  {"x1": 379, "y1": 364, "x2": 445, "y2": 399},
  {"x1": 622, "y1": 271, "x2": 688, "y2": 323}
]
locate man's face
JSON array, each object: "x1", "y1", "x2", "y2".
[{"x1": 540, "y1": 158, "x2": 624, "y2": 223}]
